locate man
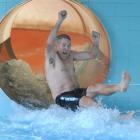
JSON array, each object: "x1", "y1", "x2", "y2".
[{"x1": 45, "y1": 10, "x2": 130, "y2": 111}]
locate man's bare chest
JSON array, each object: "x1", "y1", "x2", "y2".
[
  {"x1": 48, "y1": 53, "x2": 75, "y2": 74},
  {"x1": 57, "y1": 55, "x2": 74, "y2": 73}
]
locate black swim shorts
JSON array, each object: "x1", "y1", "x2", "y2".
[{"x1": 55, "y1": 88, "x2": 87, "y2": 111}]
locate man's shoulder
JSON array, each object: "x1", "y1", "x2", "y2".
[
  {"x1": 71, "y1": 50, "x2": 79, "y2": 59},
  {"x1": 46, "y1": 42, "x2": 55, "y2": 51},
  {"x1": 71, "y1": 50, "x2": 77, "y2": 56},
  {"x1": 46, "y1": 44, "x2": 56, "y2": 56},
  {"x1": 71, "y1": 50, "x2": 78, "y2": 54}
]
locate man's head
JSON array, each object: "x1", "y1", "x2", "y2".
[{"x1": 55, "y1": 34, "x2": 71, "y2": 59}]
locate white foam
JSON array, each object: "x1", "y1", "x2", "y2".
[{"x1": 0, "y1": 103, "x2": 140, "y2": 140}]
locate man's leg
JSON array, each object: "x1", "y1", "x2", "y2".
[
  {"x1": 79, "y1": 96, "x2": 99, "y2": 107},
  {"x1": 86, "y1": 71, "x2": 131, "y2": 98},
  {"x1": 79, "y1": 71, "x2": 131, "y2": 107}
]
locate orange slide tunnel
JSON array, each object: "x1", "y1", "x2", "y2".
[{"x1": 0, "y1": 0, "x2": 110, "y2": 87}]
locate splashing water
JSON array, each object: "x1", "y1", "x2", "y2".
[{"x1": 0, "y1": 102, "x2": 140, "y2": 140}]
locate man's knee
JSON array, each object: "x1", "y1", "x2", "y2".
[
  {"x1": 86, "y1": 84, "x2": 102, "y2": 97},
  {"x1": 87, "y1": 84, "x2": 106, "y2": 92},
  {"x1": 79, "y1": 96, "x2": 95, "y2": 107}
]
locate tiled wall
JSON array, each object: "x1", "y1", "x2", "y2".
[
  {"x1": 0, "y1": 0, "x2": 140, "y2": 111},
  {"x1": 0, "y1": 0, "x2": 21, "y2": 19},
  {"x1": 81, "y1": 0, "x2": 140, "y2": 111}
]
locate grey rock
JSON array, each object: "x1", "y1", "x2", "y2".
[{"x1": 0, "y1": 59, "x2": 54, "y2": 109}]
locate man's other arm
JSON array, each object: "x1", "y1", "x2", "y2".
[{"x1": 73, "y1": 31, "x2": 104, "y2": 61}]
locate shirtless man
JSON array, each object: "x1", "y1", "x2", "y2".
[{"x1": 45, "y1": 10, "x2": 131, "y2": 111}]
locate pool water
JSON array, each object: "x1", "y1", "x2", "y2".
[{"x1": 0, "y1": 89, "x2": 140, "y2": 140}]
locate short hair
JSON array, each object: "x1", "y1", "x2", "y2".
[{"x1": 56, "y1": 34, "x2": 71, "y2": 41}]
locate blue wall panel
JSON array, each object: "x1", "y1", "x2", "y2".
[{"x1": 81, "y1": 0, "x2": 140, "y2": 111}]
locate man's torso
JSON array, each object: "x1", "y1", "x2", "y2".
[{"x1": 45, "y1": 51, "x2": 79, "y2": 100}]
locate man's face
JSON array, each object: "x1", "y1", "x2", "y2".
[{"x1": 56, "y1": 38, "x2": 71, "y2": 59}]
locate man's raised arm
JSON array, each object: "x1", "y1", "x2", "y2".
[
  {"x1": 73, "y1": 31, "x2": 104, "y2": 61},
  {"x1": 47, "y1": 10, "x2": 67, "y2": 51}
]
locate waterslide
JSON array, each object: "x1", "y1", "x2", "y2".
[
  {"x1": 0, "y1": 0, "x2": 140, "y2": 140},
  {"x1": 0, "y1": 0, "x2": 110, "y2": 108}
]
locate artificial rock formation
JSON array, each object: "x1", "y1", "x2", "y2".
[{"x1": 0, "y1": 59, "x2": 53, "y2": 109}]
